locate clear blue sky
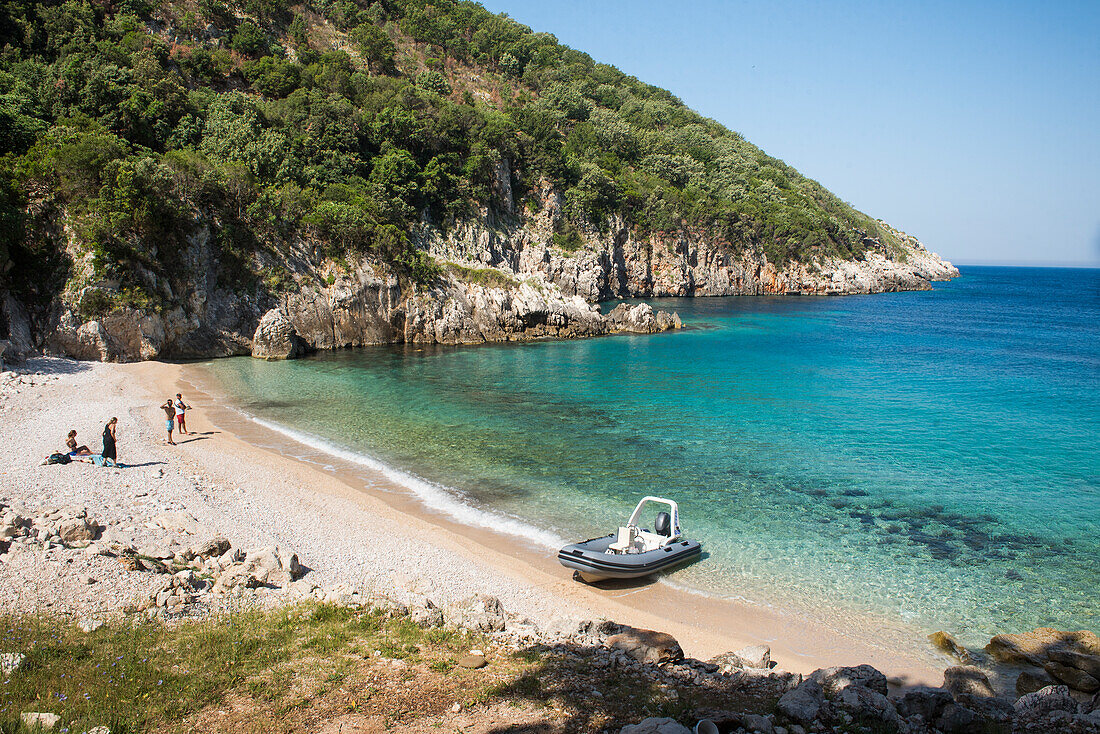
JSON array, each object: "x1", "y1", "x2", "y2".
[{"x1": 478, "y1": 0, "x2": 1100, "y2": 267}]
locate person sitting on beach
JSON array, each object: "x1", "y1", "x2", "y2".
[
  {"x1": 102, "y1": 417, "x2": 117, "y2": 464},
  {"x1": 174, "y1": 393, "x2": 191, "y2": 435},
  {"x1": 161, "y1": 400, "x2": 177, "y2": 445},
  {"x1": 72, "y1": 453, "x2": 117, "y2": 468},
  {"x1": 66, "y1": 430, "x2": 92, "y2": 456}
]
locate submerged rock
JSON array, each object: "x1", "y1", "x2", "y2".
[{"x1": 929, "y1": 630, "x2": 972, "y2": 663}]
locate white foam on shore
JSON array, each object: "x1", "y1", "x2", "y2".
[{"x1": 237, "y1": 410, "x2": 566, "y2": 551}]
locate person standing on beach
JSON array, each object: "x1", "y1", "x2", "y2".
[
  {"x1": 174, "y1": 393, "x2": 191, "y2": 435},
  {"x1": 66, "y1": 430, "x2": 92, "y2": 456},
  {"x1": 102, "y1": 417, "x2": 117, "y2": 464},
  {"x1": 161, "y1": 400, "x2": 177, "y2": 445}
]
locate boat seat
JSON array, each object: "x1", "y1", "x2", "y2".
[
  {"x1": 635, "y1": 529, "x2": 671, "y2": 551},
  {"x1": 609, "y1": 525, "x2": 644, "y2": 554},
  {"x1": 610, "y1": 525, "x2": 673, "y2": 554}
]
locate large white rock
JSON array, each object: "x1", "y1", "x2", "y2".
[
  {"x1": 251, "y1": 308, "x2": 306, "y2": 360},
  {"x1": 619, "y1": 717, "x2": 691, "y2": 734},
  {"x1": 21, "y1": 712, "x2": 61, "y2": 730}
]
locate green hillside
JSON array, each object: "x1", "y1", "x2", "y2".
[{"x1": 0, "y1": 0, "x2": 901, "y2": 321}]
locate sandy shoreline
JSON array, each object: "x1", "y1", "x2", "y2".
[{"x1": 1, "y1": 356, "x2": 946, "y2": 685}]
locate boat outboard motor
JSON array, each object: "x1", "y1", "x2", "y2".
[{"x1": 654, "y1": 511, "x2": 672, "y2": 537}]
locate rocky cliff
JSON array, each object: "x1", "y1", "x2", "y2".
[
  {"x1": 1, "y1": 179, "x2": 954, "y2": 364},
  {"x1": 426, "y1": 179, "x2": 958, "y2": 301}
]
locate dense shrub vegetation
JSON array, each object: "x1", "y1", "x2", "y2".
[{"x1": 0, "y1": 0, "x2": 895, "y2": 313}]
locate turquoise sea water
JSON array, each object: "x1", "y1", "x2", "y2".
[{"x1": 200, "y1": 266, "x2": 1099, "y2": 644}]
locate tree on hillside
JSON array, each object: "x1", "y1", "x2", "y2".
[{"x1": 350, "y1": 22, "x2": 396, "y2": 73}]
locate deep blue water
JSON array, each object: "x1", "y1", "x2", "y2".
[{"x1": 200, "y1": 267, "x2": 1100, "y2": 643}]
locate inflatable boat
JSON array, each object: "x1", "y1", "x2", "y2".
[{"x1": 558, "y1": 496, "x2": 702, "y2": 582}]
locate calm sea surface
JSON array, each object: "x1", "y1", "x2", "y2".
[{"x1": 200, "y1": 266, "x2": 1099, "y2": 644}]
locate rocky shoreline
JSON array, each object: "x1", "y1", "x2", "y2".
[
  {"x1": 4, "y1": 493, "x2": 1098, "y2": 733},
  {"x1": 0, "y1": 181, "x2": 956, "y2": 364}
]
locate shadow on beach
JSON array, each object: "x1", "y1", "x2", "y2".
[
  {"x1": 175, "y1": 436, "x2": 210, "y2": 445},
  {"x1": 11, "y1": 357, "x2": 95, "y2": 376},
  {"x1": 480, "y1": 639, "x2": 768, "y2": 733}
]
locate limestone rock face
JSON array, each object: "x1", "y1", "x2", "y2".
[
  {"x1": 251, "y1": 309, "x2": 306, "y2": 360},
  {"x1": 30, "y1": 179, "x2": 951, "y2": 362}
]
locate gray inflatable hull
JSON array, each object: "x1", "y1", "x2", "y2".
[{"x1": 557, "y1": 533, "x2": 702, "y2": 581}]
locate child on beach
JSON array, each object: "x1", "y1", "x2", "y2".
[
  {"x1": 66, "y1": 430, "x2": 92, "y2": 456},
  {"x1": 101, "y1": 417, "x2": 117, "y2": 464},
  {"x1": 161, "y1": 400, "x2": 177, "y2": 445},
  {"x1": 174, "y1": 393, "x2": 191, "y2": 435}
]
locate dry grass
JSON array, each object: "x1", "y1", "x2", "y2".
[{"x1": 1, "y1": 603, "x2": 768, "y2": 733}]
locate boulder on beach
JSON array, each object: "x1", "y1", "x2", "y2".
[
  {"x1": 1013, "y1": 684, "x2": 1078, "y2": 719},
  {"x1": 607, "y1": 626, "x2": 684, "y2": 665},
  {"x1": 251, "y1": 308, "x2": 307, "y2": 360},
  {"x1": 807, "y1": 664, "x2": 888, "y2": 696},
  {"x1": 987, "y1": 628, "x2": 1100, "y2": 694},
  {"x1": 1017, "y1": 666, "x2": 1055, "y2": 696},
  {"x1": 1045, "y1": 661, "x2": 1100, "y2": 693},
  {"x1": 776, "y1": 678, "x2": 824, "y2": 724},
  {"x1": 943, "y1": 665, "x2": 996, "y2": 699},
  {"x1": 985, "y1": 628, "x2": 1100, "y2": 665},
  {"x1": 895, "y1": 685, "x2": 954, "y2": 722},
  {"x1": 619, "y1": 717, "x2": 692, "y2": 734},
  {"x1": 445, "y1": 594, "x2": 507, "y2": 632}
]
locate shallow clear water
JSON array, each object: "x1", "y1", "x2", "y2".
[{"x1": 200, "y1": 266, "x2": 1100, "y2": 644}]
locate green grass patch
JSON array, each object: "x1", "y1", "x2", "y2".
[{"x1": 446, "y1": 263, "x2": 519, "y2": 289}]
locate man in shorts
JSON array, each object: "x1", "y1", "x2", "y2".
[
  {"x1": 161, "y1": 400, "x2": 176, "y2": 445},
  {"x1": 174, "y1": 393, "x2": 191, "y2": 435}
]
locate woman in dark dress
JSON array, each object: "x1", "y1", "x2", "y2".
[{"x1": 102, "y1": 417, "x2": 118, "y2": 463}]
